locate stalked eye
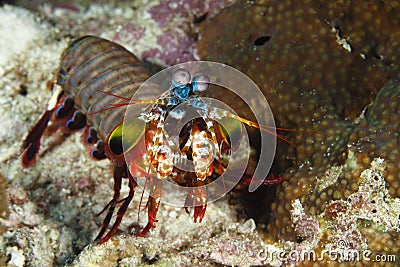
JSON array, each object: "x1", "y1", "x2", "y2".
[
  {"x1": 172, "y1": 68, "x2": 191, "y2": 88},
  {"x1": 192, "y1": 75, "x2": 210, "y2": 93},
  {"x1": 108, "y1": 116, "x2": 146, "y2": 155}
]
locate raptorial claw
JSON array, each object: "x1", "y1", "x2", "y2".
[
  {"x1": 184, "y1": 182, "x2": 207, "y2": 223},
  {"x1": 193, "y1": 204, "x2": 207, "y2": 223}
]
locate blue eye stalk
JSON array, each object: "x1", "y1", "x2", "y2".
[{"x1": 170, "y1": 68, "x2": 210, "y2": 102}]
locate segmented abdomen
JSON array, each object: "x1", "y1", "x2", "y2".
[{"x1": 57, "y1": 35, "x2": 151, "y2": 140}]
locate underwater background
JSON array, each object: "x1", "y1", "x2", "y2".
[{"x1": 0, "y1": 0, "x2": 399, "y2": 266}]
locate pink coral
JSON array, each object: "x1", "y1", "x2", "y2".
[
  {"x1": 148, "y1": 0, "x2": 231, "y2": 27},
  {"x1": 113, "y1": 23, "x2": 145, "y2": 45},
  {"x1": 141, "y1": 29, "x2": 197, "y2": 65},
  {"x1": 143, "y1": 0, "x2": 233, "y2": 65}
]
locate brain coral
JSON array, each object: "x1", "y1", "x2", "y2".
[{"x1": 197, "y1": 0, "x2": 400, "y2": 263}]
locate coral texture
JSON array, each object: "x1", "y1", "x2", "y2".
[{"x1": 198, "y1": 0, "x2": 400, "y2": 265}]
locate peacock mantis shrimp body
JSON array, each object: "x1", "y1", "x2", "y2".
[{"x1": 20, "y1": 35, "x2": 284, "y2": 243}]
